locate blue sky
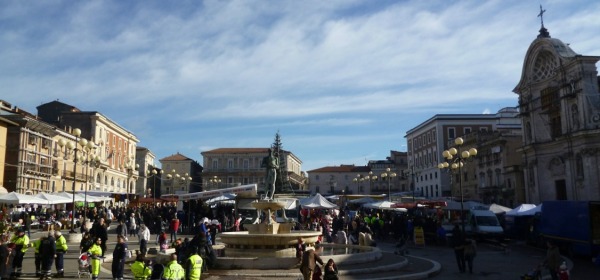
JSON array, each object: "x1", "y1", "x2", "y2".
[{"x1": 1, "y1": 0, "x2": 599, "y2": 172}]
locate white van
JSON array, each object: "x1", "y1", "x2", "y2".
[{"x1": 467, "y1": 209, "x2": 504, "y2": 238}]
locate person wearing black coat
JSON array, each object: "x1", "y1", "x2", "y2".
[
  {"x1": 39, "y1": 232, "x2": 56, "y2": 277},
  {"x1": 91, "y1": 218, "x2": 109, "y2": 257},
  {"x1": 111, "y1": 235, "x2": 128, "y2": 280}
]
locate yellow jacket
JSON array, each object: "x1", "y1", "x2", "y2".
[
  {"x1": 11, "y1": 234, "x2": 29, "y2": 253},
  {"x1": 163, "y1": 260, "x2": 185, "y2": 280},
  {"x1": 131, "y1": 260, "x2": 152, "y2": 279},
  {"x1": 56, "y1": 235, "x2": 68, "y2": 252}
]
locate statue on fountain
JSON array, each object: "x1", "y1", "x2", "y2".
[{"x1": 261, "y1": 148, "x2": 279, "y2": 200}]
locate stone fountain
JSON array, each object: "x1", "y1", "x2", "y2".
[
  {"x1": 218, "y1": 199, "x2": 321, "y2": 258},
  {"x1": 215, "y1": 148, "x2": 381, "y2": 270}
]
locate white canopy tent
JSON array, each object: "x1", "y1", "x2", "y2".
[
  {"x1": 489, "y1": 203, "x2": 512, "y2": 214},
  {"x1": 505, "y1": 204, "x2": 537, "y2": 216},
  {"x1": 0, "y1": 192, "x2": 48, "y2": 204},
  {"x1": 363, "y1": 200, "x2": 395, "y2": 209},
  {"x1": 34, "y1": 193, "x2": 72, "y2": 204},
  {"x1": 299, "y1": 193, "x2": 338, "y2": 209},
  {"x1": 348, "y1": 197, "x2": 378, "y2": 205}
]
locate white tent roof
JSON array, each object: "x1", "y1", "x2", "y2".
[
  {"x1": 348, "y1": 197, "x2": 378, "y2": 205},
  {"x1": 299, "y1": 193, "x2": 338, "y2": 209},
  {"x1": 489, "y1": 203, "x2": 512, "y2": 214},
  {"x1": 363, "y1": 200, "x2": 394, "y2": 209},
  {"x1": 0, "y1": 192, "x2": 48, "y2": 204},
  {"x1": 56, "y1": 192, "x2": 86, "y2": 202},
  {"x1": 505, "y1": 204, "x2": 537, "y2": 216},
  {"x1": 35, "y1": 193, "x2": 72, "y2": 204},
  {"x1": 519, "y1": 204, "x2": 542, "y2": 216}
]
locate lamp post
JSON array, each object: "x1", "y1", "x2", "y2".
[
  {"x1": 146, "y1": 169, "x2": 161, "y2": 207},
  {"x1": 57, "y1": 128, "x2": 89, "y2": 234},
  {"x1": 364, "y1": 171, "x2": 378, "y2": 195},
  {"x1": 437, "y1": 137, "x2": 477, "y2": 234},
  {"x1": 352, "y1": 174, "x2": 364, "y2": 194},
  {"x1": 209, "y1": 176, "x2": 221, "y2": 190},
  {"x1": 380, "y1": 168, "x2": 397, "y2": 202},
  {"x1": 80, "y1": 141, "x2": 99, "y2": 224}
]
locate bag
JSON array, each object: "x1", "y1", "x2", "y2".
[{"x1": 126, "y1": 250, "x2": 132, "y2": 259}]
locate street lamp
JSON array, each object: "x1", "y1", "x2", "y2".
[
  {"x1": 364, "y1": 171, "x2": 378, "y2": 195},
  {"x1": 146, "y1": 168, "x2": 161, "y2": 206},
  {"x1": 209, "y1": 176, "x2": 221, "y2": 190},
  {"x1": 380, "y1": 168, "x2": 397, "y2": 201},
  {"x1": 352, "y1": 174, "x2": 364, "y2": 193},
  {"x1": 57, "y1": 128, "x2": 87, "y2": 234},
  {"x1": 79, "y1": 141, "x2": 99, "y2": 224},
  {"x1": 437, "y1": 137, "x2": 477, "y2": 234}
]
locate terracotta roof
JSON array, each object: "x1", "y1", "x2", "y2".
[
  {"x1": 307, "y1": 165, "x2": 370, "y2": 173},
  {"x1": 160, "y1": 152, "x2": 194, "y2": 161},
  {"x1": 202, "y1": 148, "x2": 270, "y2": 154}
]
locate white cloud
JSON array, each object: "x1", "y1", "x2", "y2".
[{"x1": 1, "y1": 0, "x2": 599, "y2": 171}]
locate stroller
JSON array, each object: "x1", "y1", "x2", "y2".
[
  {"x1": 78, "y1": 253, "x2": 92, "y2": 278},
  {"x1": 520, "y1": 265, "x2": 541, "y2": 280}
]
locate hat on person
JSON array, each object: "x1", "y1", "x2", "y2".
[{"x1": 211, "y1": 219, "x2": 220, "y2": 225}]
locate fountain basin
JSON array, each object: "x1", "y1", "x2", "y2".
[
  {"x1": 214, "y1": 243, "x2": 383, "y2": 269},
  {"x1": 219, "y1": 231, "x2": 321, "y2": 257}
]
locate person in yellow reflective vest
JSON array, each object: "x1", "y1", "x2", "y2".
[
  {"x1": 88, "y1": 237, "x2": 103, "y2": 280},
  {"x1": 55, "y1": 231, "x2": 69, "y2": 277},
  {"x1": 184, "y1": 246, "x2": 203, "y2": 280},
  {"x1": 10, "y1": 228, "x2": 29, "y2": 278},
  {"x1": 32, "y1": 236, "x2": 44, "y2": 277},
  {"x1": 163, "y1": 253, "x2": 185, "y2": 280},
  {"x1": 131, "y1": 254, "x2": 152, "y2": 280}
]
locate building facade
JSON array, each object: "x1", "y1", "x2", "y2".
[
  {"x1": 200, "y1": 148, "x2": 303, "y2": 193},
  {"x1": 405, "y1": 114, "x2": 497, "y2": 199},
  {"x1": 159, "y1": 152, "x2": 203, "y2": 195},
  {"x1": 37, "y1": 100, "x2": 140, "y2": 200},
  {"x1": 307, "y1": 165, "x2": 371, "y2": 195},
  {"x1": 514, "y1": 25, "x2": 600, "y2": 203}
]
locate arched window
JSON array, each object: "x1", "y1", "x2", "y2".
[{"x1": 111, "y1": 177, "x2": 115, "y2": 186}]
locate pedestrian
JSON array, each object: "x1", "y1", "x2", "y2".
[
  {"x1": 131, "y1": 254, "x2": 152, "y2": 280},
  {"x1": 170, "y1": 216, "x2": 180, "y2": 243},
  {"x1": 299, "y1": 247, "x2": 324, "y2": 280},
  {"x1": 116, "y1": 220, "x2": 128, "y2": 239},
  {"x1": 32, "y1": 236, "x2": 43, "y2": 277},
  {"x1": 451, "y1": 224, "x2": 466, "y2": 273},
  {"x1": 138, "y1": 224, "x2": 151, "y2": 256},
  {"x1": 128, "y1": 213, "x2": 138, "y2": 237},
  {"x1": 0, "y1": 236, "x2": 9, "y2": 280},
  {"x1": 80, "y1": 231, "x2": 93, "y2": 254},
  {"x1": 112, "y1": 235, "x2": 128, "y2": 280},
  {"x1": 543, "y1": 240, "x2": 562, "y2": 280},
  {"x1": 323, "y1": 258, "x2": 339, "y2": 280},
  {"x1": 88, "y1": 237, "x2": 103, "y2": 280},
  {"x1": 40, "y1": 231, "x2": 56, "y2": 278},
  {"x1": 54, "y1": 231, "x2": 68, "y2": 277},
  {"x1": 10, "y1": 228, "x2": 29, "y2": 278},
  {"x1": 159, "y1": 231, "x2": 168, "y2": 252},
  {"x1": 163, "y1": 253, "x2": 185, "y2": 280},
  {"x1": 184, "y1": 246, "x2": 203, "y2": 280},
  {"x1": 91, "y1": 218, "x2": 108, "y2": 257},
  {"x1": 463, "y1": 238, "x2": 477, "y2": 274},
  {"x1": 296, "y1": 237, "x2": 306, "y2": 261},
  {"x1": 23, "y1": 212, "x2": 32, "y2": 238}
]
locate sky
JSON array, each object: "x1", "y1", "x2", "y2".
[{"x1": 1, "y1": 0, "x2": 600, "y2": 172}]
